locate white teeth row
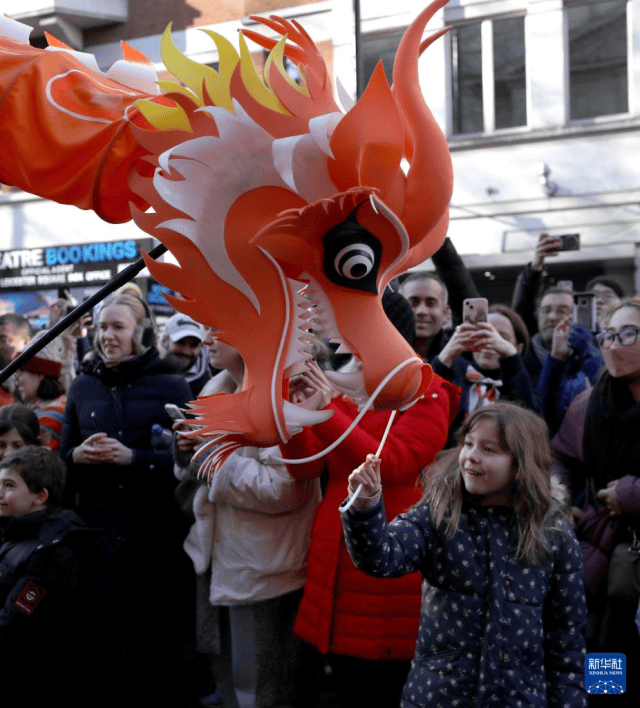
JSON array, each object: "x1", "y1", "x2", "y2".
[
  {"x1": 301, "y1": 276, "x2": 342, "y2": 343},
  {"x1": 323, "y1": 369, "x2": 369, "y2": 407},
  {"x1": 283, "y1": 277, "x2": 370, "y2": 412},
  {"x1": 283, "y1": 279, "x2": 314, "y2": 371},
  {"x1": 282, "y1": 400, "x2": 333, "y2": 435}
]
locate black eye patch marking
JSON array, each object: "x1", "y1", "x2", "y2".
[{"x1": 322, "y1": 204, "x2": 381, "y2": 294}]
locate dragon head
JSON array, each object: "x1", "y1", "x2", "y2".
[{"x1": 128, "y1": 0, "x2": 453, "y2": 467}]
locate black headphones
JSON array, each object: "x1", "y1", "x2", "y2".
[
  {"x1": 94, "y1": 291, "x2": 157, "y2": 351},
  {"x1": 136, "y1": 296, "x2": 157, "y2": 348}
]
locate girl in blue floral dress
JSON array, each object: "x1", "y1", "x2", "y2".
[{"x1": 341, "y1": 401, "x2": 587, "y2": 708}]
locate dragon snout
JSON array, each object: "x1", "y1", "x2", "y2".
[
  {"x1": 324, "y1": 357, "x2": 432, "y2": 412},
  {"x1": 369, "y1": 358, "x2": 432, "y2": 411}
]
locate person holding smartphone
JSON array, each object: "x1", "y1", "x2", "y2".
[
  {"x1": 432, "y1": 302, "x2": 542, "y2": 443},
  {"x1": 524, "y1": 287, "x2": 604, "y2": 437},
  {"x1": 47, "y1": 289, "x2": 94, "y2": 381}
]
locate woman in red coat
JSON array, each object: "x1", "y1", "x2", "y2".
[{"x1": 281, "y1": 362, "x2": 459, "y2": 707}]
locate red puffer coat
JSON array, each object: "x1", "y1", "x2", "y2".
[{"x1": 280, "y1": 375, "x2": 459, "y2": 660}]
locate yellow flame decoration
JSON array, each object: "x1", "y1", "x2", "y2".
[
  {"x1": 199, "y1": 30, "x2": 240, "y2": 110},
  {"x1": 136, "y1": 97, "x2": 193, "y2": 133},
  {"x1": 159, "y1": 23, "x2": 218, "y2": 105},
  {"x1": 263, "y1": 35, "x2": 309, "y2": 98},
  {"x1": 237, "y1": 33, "x2": 291, "y2": 116},
  {"x1": 135, "y1": 22, "x2": 298, "y2": 132}
]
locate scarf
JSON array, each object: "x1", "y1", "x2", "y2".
[
  {"x1": 531, "y1": 333, "x2": 549, "y2": 367},
  {"x1": 183, "y1": 347, "x2": 211, "y2": 385},
  {"x1": 465, "y1": 364, "x2": 503, "y2": 413},
  {"x1": 582, "y1": 371, "x2": 640, "y2": 490}
]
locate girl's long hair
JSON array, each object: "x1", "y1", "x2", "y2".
[{"x1": 422, "y1": 402, "x2": 566, "y2": 564}]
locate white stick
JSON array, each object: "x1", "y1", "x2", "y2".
[
  {"x1": 339, "y1": 409, "x2": 397, "y2": 514},
  {"x1": 270, "y1": 356, "x2": 421, "y2": 465}
]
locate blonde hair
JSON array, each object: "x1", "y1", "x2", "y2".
[
  {"x1": 422, "y1": 402, "x2": 565, "y2": 565},
  {"x1": 95, "y1": 293, "x2": 156, "y2": 355},
  {"x1": 602, "y1": 295, "x2": 640, "y2": 325}
]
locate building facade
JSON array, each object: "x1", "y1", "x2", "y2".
[
  {"x1": 360, "y1": 0, "x2": 640, "y2": 300},
  {"x1": 2, "y1": 0, "x2": 639, "y2": 311}
]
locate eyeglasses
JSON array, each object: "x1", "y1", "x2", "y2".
[
  {"x1": 596, "y1": 327, "x2": 640, "y2": 349},
  {"x1": 539, "y1": 306, "x2": 573, "y2": 318},
  {"x1": 593, "y1": 289, "x2": 618, "y2": 302}
]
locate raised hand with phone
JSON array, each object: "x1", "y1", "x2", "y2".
[
  {"x1": 432, "y1": 302, "x2": 540, "y2": 437},
  {"x1": 531, "y1": 232, "x2": 580, "y2": 272},
  {"x1": 438, "y1": 298, "x2": 520, "y2": 369}
]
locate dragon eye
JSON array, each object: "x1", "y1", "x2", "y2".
[
  {"x1": 322, "y1": 208, "x2": 382, "y2": 294},
  {"x1": 334, "y1": 244, "x2": 376, "y2": 281}
]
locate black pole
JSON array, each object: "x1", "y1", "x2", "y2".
[
  {"x1": 0, "y1": 242, "x2": 167, "y2": 386},
  {"x1": 354, "y1": 0, "x2": 363, "y2": 99}
]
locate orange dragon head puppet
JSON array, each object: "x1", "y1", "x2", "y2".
[{"x1": 0, "y1": 1, "x2": 453, "y2": 471}]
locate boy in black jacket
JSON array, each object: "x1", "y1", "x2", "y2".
[{"x1": 0, "y1": 447, "x2": 85, "y2": 706}]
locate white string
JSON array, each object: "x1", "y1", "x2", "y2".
[
  {"x1": 339, "y1": 409, "x2": 397, "y2": 514},
  {"x1": 269, "y1": 356, "x2": 421, "y2": 465}
]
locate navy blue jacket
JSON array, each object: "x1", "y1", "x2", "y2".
[
  {"x1": 342, "y1": 498, "x2": 587, "y2": 708},
  {"x1": 60, "y1": 347, "x2": 192, "y2": 518},
  {"x1": 524, "y1": 336, "x2": 603, "y2": 438},
  {"x1": 58, "y1": 349, "x2": 198, "y2": 704}
]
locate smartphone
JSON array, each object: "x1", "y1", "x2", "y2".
[
  {"x1": 557, "y1": 280, "x2": 573, "y2": 292},
  {"x1": 557, "y1": 233, "x2": 580, "y2": 251},
  {"x1": 463, "y1": 298, "x2": 488, "y2": 325},
  {"x1": 164, "y1": 403, "x2": 186, "y2": 421},
  {"x1": 573, "y1": 292, "x2": 597, "y2": 331}
]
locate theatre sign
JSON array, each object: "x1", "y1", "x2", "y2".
[{"x1": 0, "y1": 239, "x2": 154, "y2": 290}]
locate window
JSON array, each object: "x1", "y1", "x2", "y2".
[
  {"x1": 451, "y1": 16, "x2": 526, "y2": 135},
  {"x1": 361, "y1": 31, "x2": 403, "y2": 87},
  {"x1": 493, "y1": 17, "x2": 527, "y2": 129},
  {"x1": 451, "y1": 23, "x2": 483, "y2": 134},
  {"x1": 567, "y1": 0, "x2": 628, "y2": 119}
]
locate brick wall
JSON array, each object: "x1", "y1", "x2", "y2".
[{"x1": 84, "y1": 0, "x2": 323, "y2": 43}]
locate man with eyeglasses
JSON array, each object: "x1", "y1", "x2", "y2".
[
  {"x1": 523, "y1": 287, "x2": 604, "y2": 436},
  {"x1": 585, "y1": 276, "x2": 625, "y2": 327},
  {"x1": 511, "y1": 233, "x2": 627, "y2": 336}
]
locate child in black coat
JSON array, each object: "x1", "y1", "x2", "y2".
[{"x1": 0, "y1": 446, "x2": 85, "y2": 706}]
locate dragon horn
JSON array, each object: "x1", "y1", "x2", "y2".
[{"x1": 393, "y1": 0, "x2": 452, "y2": 246}]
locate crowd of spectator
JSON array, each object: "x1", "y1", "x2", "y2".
[{"x1": 0, "y1": 231, "x2": 638, "y2": 708}]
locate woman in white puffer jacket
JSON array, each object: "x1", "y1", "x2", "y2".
[{"x1": 174, "y1": 332, "x2": 321, "y2": 708}]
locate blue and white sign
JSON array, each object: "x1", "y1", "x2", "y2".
[{"x1": 585, "y1": 653, "x2": 626, "y2": 695}]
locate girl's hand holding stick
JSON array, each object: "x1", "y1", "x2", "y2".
[
  {"x1": 348, "y1": 454, "x2": 381, "y2": 496},
  {"x1": 340, "y1": 409, "x2": 396, "y2": 513}
]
